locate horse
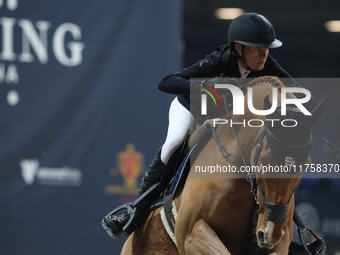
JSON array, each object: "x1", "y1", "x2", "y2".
[{"x1": 120, "y1": 76, "x2": 322, "y2": 255}]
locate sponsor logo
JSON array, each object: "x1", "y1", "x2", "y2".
[
  {"x1": 20, "y1": 159, "x2": 82, "y2": 186},
  {"x1": 285, "y1": 156, "x2": 296, "y2": 167},
  {"x1": 104, "y1": 144, "x2": 144, "y2": 195}
]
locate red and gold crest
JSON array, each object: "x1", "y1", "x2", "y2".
[
  {"x1": 117, "y1": 144, "x2": 143, "y2": 189},
  {"x1": 105, "y1": 143, "x2": 144, "y2": 195}
]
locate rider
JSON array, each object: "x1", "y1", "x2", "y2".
[{"x1": 105, "y1": 12, "x2": 294, "y2": 237}]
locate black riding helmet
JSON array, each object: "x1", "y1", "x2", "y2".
[
  {"x1": 228, "y1": 12, "x2": 282, "y2": 48},
  {"x1": 228, "y1": 12, "x2": 282, "y2": 70}
]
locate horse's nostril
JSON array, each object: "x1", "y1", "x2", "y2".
[{"x1": 257, "y1": 230, "x2": 265, "y2": 243}]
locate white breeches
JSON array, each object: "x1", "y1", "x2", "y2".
[{"x1": 160, "y1": 97, "x2": 194, "y2": 164}]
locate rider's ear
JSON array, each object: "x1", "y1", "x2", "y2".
[{"x1": 234, "y1": 43, "x2": 242, "y2": 56}]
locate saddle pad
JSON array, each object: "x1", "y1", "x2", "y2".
[{"x1": 160, "y1": 197, "x2": 178, "y2": 247}]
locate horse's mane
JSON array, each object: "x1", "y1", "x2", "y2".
[
  {"x1": 246, "y1": 76, "x2": 284, "y2": 89},
  {"x1": 242, "y1": 76, "x2": 286, "y2": 116}
]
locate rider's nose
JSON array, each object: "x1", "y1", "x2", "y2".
[{"x1": 259, "y1": 48, "x2": 268, "y2": 58}]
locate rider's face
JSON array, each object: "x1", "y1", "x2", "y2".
[
  {"x1": 236, "y1": 44, "x2": 269, "y2": 71},
  {"x1": 244, "y1": 46, "x2": 269, "y2": 71}
]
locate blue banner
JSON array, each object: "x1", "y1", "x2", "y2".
[{"x1": 0, "y1": 0, "x2": 181, "y2": 254}]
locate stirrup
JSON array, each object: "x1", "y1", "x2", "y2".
[
  {"x1": 289, "y1": 211, "x2": 326, "y2": 255},
  {"x1": 102, "y1": 183, "x2": 160, "y2": 238},
  {"x1": 289, "y1": 238, "x2": 326, "y2": 255},
  {"x1": 102, "y1": 202, "x2": 136, "y2": 238},
  {"x1": 294, "y1": 226, "x2": 326, "y2": 255}
]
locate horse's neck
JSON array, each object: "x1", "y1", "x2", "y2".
[
  {"x1": 216, "y1": 115, "x2": 261, "y2": 165},
  {"x1": 216, "y1": 82, "x2": 279, "y2": 163}
]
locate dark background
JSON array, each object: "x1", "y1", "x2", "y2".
[
  {"x1": 183, "y1": 0, "x2": 340, "y2": 77},
  {"x1": 0, "y1": 0, "x2": 339, "y2": 254}
]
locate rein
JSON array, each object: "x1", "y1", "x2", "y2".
[
  {"x1": 211, "y1": 120, "x2": 293, "y2": 224},
  {"x1": 251, "y1": 125, "x2": 296, "y2": 224},
  {"x1": 212, "y1": 94, "x2": 308, "y2": 224},
  {"x1": 210, "y1": 93, "x2": 325, "y2": 254}
]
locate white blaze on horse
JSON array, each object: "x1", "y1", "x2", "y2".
[{"x1": 120, "y1": 76, "x2": 324, "y2": 255}]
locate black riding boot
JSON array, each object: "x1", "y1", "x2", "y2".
[{"x1": 104, "y1": 148, "x2": 165, "y2": 236}]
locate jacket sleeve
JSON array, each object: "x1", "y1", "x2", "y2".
[{"x1": 158, "y1": 50, "x2": 222, "y2": 95}]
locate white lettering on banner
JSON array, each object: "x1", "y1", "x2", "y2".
[
  {"x1": 18, "y1": 19, "x2": 50, "y2": 64},
  {"x1": 0, "y1": 0, "x2": 18, "y2": 10},
  {"x1": 53, "y1": 23, "x2": 85, "y2": 67},
  {"x1": 20, "y1": 159, "x2": 38, "y2": 185},
  {"x1": 0, "y1": 18, "x2": 85, "y2": 66},
  {"x1": 0, "y1": 0, "x2": 86, "y2": 106},
  {"x1": 0, "y1": 64, "x2": 4, "y2": 80},
  {"x1": 7, "y1": 89, "x2": 19, "y2": 105},
  {"x1": 0, "y1": 17, "x2": 16, "y2": 61},
  {"x1": 0, "y1": 63, "x2": 19, "y2": 83}
]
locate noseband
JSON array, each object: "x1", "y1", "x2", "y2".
[{"x1": 253, "y1": 124, "x2": 312, "y2": 223}]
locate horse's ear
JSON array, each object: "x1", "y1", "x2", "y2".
[{"x1": 310, "y1": 97, "x2": 327, "y2": 125}]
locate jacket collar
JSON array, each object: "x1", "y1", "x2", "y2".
[{"x1": 218, "y1": 43, "x2": 273, "y2": 79}]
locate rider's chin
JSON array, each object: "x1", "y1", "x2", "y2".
[{"x1": 255, "y1": 63, "x2": 265, "y2": 71}]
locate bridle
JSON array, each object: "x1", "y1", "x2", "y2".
[
  {"x1": 211, "y1": 95, "x2": 312, "y2": 225},
  {"x1": 210, "y1": 92, "x2": 326, "y2": 254},
  {"x1": 212, "y1": 122, "x2": 296, "y2": 224}
]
